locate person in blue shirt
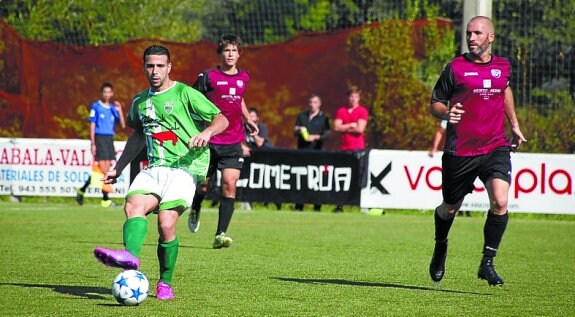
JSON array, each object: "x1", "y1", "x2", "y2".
[{"x1": 76, "y1": 82, "x2": 126, "y2": 207}]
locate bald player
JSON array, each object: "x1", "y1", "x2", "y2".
[{"x1": 428, "y1": 16, "x2": 527, "y2": 286}]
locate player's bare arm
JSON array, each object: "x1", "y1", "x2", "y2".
[
  {"x1": 333, "y1": 118, "x2": 348, "y2": 132},
  {"x1": 188, "y1": 113, "x2": 229, "y2": 148},
  {"x1": 348, "y1": 119, "x2": 367, "y2": 134},
  {"x1": 103, "y1": 130, "x2": 146, "y2": 184},
  {"x1": 430, "y1": 101, "x2": 464, "y2": 124},
  {"x1": 90, "y1": 122, "x2": 97, "y2": 156},
  {"x1": 114, "y1": 101, "x2": 126, "y2": 129},
  {"x1": 503, "y1": 87, "x2": 527, "y2": 150},
  {"x1": 241, "y1": 99, "x2": 259, "y2": 136}
]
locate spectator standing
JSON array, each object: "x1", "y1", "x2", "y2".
[
  {"x1": 242, "y1": 107, "x2": 273, "y2": 154},
  {"x1": 241, "y1": 107, "x2": 279, "y2": 210},
  {"x1": 333, "y1": 86, "x2": 368, "y2": 212},
  {"x1": 293, "y1": 94, "x2": 331, "y2": 211}
]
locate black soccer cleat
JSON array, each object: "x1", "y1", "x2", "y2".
[
  {"x1": 429, "y1": 240, "x2": 448, "y2": 282},
  {"x1": 75, "y1": 188, "x2": 84, "y2": 206},
  {"x1": 478, "y1": 257, "x2": 504, "y2": 286}
]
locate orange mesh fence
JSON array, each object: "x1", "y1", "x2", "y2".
[{"x1": 0, "y1": 19, "x2": 451, "y2": 149}]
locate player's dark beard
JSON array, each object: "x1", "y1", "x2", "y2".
[{"x1": 468, "y1": 42, "x2": 490, "y2": 60}]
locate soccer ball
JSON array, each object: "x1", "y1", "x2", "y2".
[{"x1": 111, "y1": 270, "x2": 149, "y2": 306}]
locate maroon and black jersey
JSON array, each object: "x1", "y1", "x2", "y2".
[
  {"x1": 431, "y1": 53, "x2": 511, "y2": 156},
  {"x1": 193, "y1": 67, "x2": 250, "y2": 145}
]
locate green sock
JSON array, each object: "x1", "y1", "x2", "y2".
[
  {"x1": 123, "y1": 217, "x2": 148, "y2": 258},
  {"x1": 157, "y1": 237, "x2": 179, "y2": 284}
]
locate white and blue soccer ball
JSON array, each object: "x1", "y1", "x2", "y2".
[{"x1": 111, "y1": 270, "x2": 149, "y2": 306}]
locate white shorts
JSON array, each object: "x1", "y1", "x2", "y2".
[{"x1": 127, "y1": 166, "x2": 197, "y2": 212}]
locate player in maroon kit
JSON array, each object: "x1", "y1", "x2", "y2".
[
  {"x1": 428, "y1": 16, "x2": 526, "y2": 286},
  {"x1": 188, "y1": 34, "x2": 258, "y2": 249}
]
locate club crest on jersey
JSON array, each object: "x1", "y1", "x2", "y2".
[
  {"x1": 491, "y1": 69, "x2": 501, "y2": 78},
  {"x1": 237, "y1": 80, "x2": 244, "y2": 88},
  {"x1": 164, "y1": 101, "x2": 174, "y2": 114}
]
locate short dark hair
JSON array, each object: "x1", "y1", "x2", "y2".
[
  {"x1": 347, "y1": 85, "x2": 361, "y2": 96},
  {"x1": 100, "y1": 82, "x2": 113, "y2": 91},
  {"x1": 143, "y1": 45, "x2": 171, "y2": 63},
  {"x1": 248, "y1": 107, "x2": 258, "y2": 116},
  {"x1": 217, "y1": 34, "x2": 242, "y2": 55},
  {"x1": 309, "y1": 93, "x2": 322, "y2": 102}
]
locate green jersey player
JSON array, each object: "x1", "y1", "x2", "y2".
[{"x1": 93, "y1": 45, "x2": 228, "y2": 301}]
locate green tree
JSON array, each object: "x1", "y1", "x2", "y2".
[
  {"x1": 494, "y1": 0, "x2": 575, "y2": 107},
  {"x1": 347, "y1": 0, "x2": 455, "y2": 150},
  {"x1": 516, "y1": 97, "x2": 575, "y2": 153},
  {"x1": 1, "y1": 0, "x2": 208, "y2": 45}
]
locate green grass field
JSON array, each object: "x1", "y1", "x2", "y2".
[{"x1": 0, "y1": 201, "x2": 573, "y2": 316}]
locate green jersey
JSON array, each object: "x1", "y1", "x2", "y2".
[{"x1": 127, "y1": 81, "x2": 220, "y2": 180}]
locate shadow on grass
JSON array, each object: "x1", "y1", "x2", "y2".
[
  {"x1": 274, "y1": 277, "x2": 491, "y2": 296},
  {"x1": 0, "y1": 282, "x2": 109, "y2": 300},
  {"x1": 76, "y1": 241, "x2": 206, "y2": 249}
]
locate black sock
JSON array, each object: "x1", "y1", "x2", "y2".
[
  {"x1": 434, "y1": 209, "x2": 455, "y2": 243},
  {"x1": 80, "y1": 177, "x2": 91, "y2": 192},
  {"x1": 191, "y1": 190, "x2": 205, "y2": 212},
  {"x1": 483, "y1": 210, "x2": 509, "y2": 257},
  {"x1": 216, "y1": 197, "x2": 235, "y2": 235},
  {"x1": 103, "y1": 192, "x2": 109, "y2": 201}
]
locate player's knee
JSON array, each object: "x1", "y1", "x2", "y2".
[
  {"x1": 222, "y1": 179, "x2": 237, "y2": 193},
  {"x1": 490, "y1": 197, "x2": 508, "y2": 214},
  {"x1": 157, "y1": 215, "x2": 178, "y2": 241},
  {"x1": 157, "y1": 221, "x2": 175, "y2": 236},
  {"x1": 437, "y1": 201, "x2": 462, "y2": 219},
  {"x1": 124, "y1": 200, "x2": 147, "y2": 218}
]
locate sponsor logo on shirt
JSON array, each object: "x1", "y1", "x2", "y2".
[
  {"x1": 464, "y1": 72, "x2": 479, "y2": 76},
  {"x1": 164, "y1": 101, "x2": 174, "y2": 114},
  {"x1": 483, "y1": 79, "x2": 492, "y2": 88},
  {"x1": 151, "y1": 130, "x2": 178, "y2": 146},
  {"x1": 229, "y1": 87, "x2": 236, "y2": 95},
  {"x1": 491, "y1": 69, "x2": 502, "y2": 78},
  {"x1": 217, "y1": 81, "x2": 228, "y2": 86}
]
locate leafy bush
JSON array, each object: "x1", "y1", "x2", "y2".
[{"x1": 347, "y1": 17, "x2": 455, "y2": 150}]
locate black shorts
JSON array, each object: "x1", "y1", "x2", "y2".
[
  {"x1": 442, "y1": 147, "x2": 511, "y2": 205},
  {"x1": 95, "y1": 134, "x2": 116, "y2": 161},
  {"x1": 207, "y1": 143, "x2": 244, "y2": 177}
]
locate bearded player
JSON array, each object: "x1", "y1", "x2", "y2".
[{"x1": 428, "y1": 16, "x2": 526, "y2": 286}]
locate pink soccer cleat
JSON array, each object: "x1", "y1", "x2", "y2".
[
  {"x1": 156, "y1": 281, "x2": 175, "y2": 300},
  {"x1": 93, "y1": 247, "x2": 139, "y2": 270}
]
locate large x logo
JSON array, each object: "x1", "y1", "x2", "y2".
[{"x1": 370, "y1": 162, "x2": 391, "y2": 194}]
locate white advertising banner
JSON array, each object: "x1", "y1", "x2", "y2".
[
  {"x1": 361, "y1": 149, "x2": 574, "y2": 214},
  {"x1": 0, "y1": 138, "x2": 129, "y2": 198}
]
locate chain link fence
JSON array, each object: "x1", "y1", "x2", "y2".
[{"x1": 209, "y1": 0, "x2": 573, "y2": 109}]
